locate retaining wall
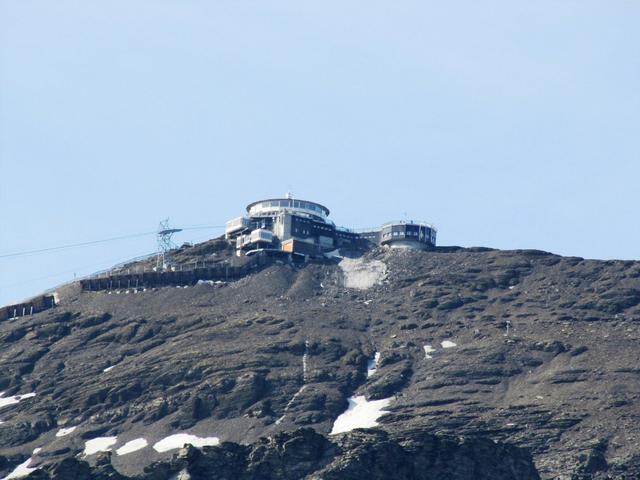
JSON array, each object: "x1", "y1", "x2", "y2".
[
  {"x1": 0, "y1": 294, "x2": 56, "y2": 322},
  {"x1": 80, "y1": 257, "x2": 268, "y2": 291}
]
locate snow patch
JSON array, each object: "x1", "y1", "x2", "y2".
[
  {"x1": 367, "y1": 352, "x2": 380, "y2": 377},
  {"x1": 4, "y1": 458, "x2": 36, "y2": 479},
  {"x1": 423, "y1": 345, "x2": 436, "y2": 359},
  {"x1": 339, "y1": 257, "x2": 387, "y2": 290},
  {"x1": 3, "y1": 449, "x2": 39, "y2": 479},
  {"x1": 103, "y1": 365, "x2": 116, "y2": 373},
  {"x1": 302, "y1": 340, "x2": 310, "y2": 382},
  {"x1": 277, "y1": 340, "x2": 311, "y2": 425},
  {"x1": 84, "y1": 436, "x2": 117, "y2": 455},
  {"x1": 169, "y1": 469, "x2": 191, "y2": 480},
  {"x1": 116, "y1": 438, "x2": 148, "y2": 455},
  {"x1": 330, "y1": 395, "x2": 392, "y2": 435},
  {"x1": 275, "y1": 385, "x2": 307, "y2": 425},
  {"x1": 441, "y1": 340, "x2": 457, "y2": 349},
  {"x1": 153, "y1": 433, "x2": 219, "y2": 453},
  {"x1": 55, "y1": 426, "x2": 77, "y2": 437},
  {"x1": 0, "y1": 392, "x2": 36, "y2": 409}
]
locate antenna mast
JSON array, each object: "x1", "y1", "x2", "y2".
[{"x1": 156, "y1": 219, "x2": 182, "y2": 270}]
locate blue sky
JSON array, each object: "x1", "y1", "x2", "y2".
[{"x1": 1, "y1": 1, "x2": 639, "y2": 305}]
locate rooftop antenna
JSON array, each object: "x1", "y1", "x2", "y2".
[
  {"x1": 285, "y1": 191, "x2": 294, "y2": 199},
  {"x1": 156, "y1": 219, "x2": 182, "y2": 270}
]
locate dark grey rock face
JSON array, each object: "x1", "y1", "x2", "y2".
[
  {"x1": 1, "y1": 243, "x2": 640, "y2": 479},
  {"x1": 28, "y1": 428, "x2": 539, "y2": 480}
]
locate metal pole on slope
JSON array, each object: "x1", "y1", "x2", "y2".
[{"x1": 156, "y1": 219, "x2": 182, "y2": 271}]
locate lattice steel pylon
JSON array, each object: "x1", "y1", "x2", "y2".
[{"x1": 156, "y1": 219, "x2": 182, "y2": 270}]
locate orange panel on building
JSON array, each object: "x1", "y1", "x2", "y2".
[{"x1": 282, "y1": 240, "x2": 294, "y2": 253}]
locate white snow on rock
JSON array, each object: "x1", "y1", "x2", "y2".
[
  {"x1": 276, "y1": 340, "x2": 311, "y2": 425},
  {"x1": 339, "y1": 257, "x2": 387, "y2": 290},
  {"x1": 330, "y1": 395, "x2": 392, "y2": 435},
  {"x1": 275, "y1": 385, "x2": 307, "y2": 425},
  {"x1": 4, "y1": 453, "x2": 38, "y2": 479},
  {"x1": 169, "y1": 469, "x2": 191, "y2": 480},
  {"x1": 441, "y1": 340, "x2": 457, "y2": 349},
  {"x1": 0, "y1": 392, "x2": 36, "y2": 409},
  {"x1": 84, "y1": 436, "x2": 117, "y2": 455},
  {"x1": 153, "y1": 433, "x2": 219, "y2": 453},
  {"x1": 4, "y1": 448, "x2": 42, "y2": 479},
  {"x1": 55, "y1": 426, "x2": 77, "y2": 437},
  {"x1": 367, "y1": 352, "x2": 381, "y2": 377},
  {"x1": 116, "y1": 438, "x2": 148, "y2": 455},
  {"x1": 103, "y1": 365, "x2": 116, "y2": 373},
  {"x1": 302, "y1": 340, "x2": 310, "y2": 382},
  {"x1": 423, "y1": 345, "x2": 436, "y2": 359}
]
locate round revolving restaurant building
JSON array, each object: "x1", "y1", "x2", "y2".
[
  {"x1": 246, "y1": 198, "x2": 331, "y2": 223},
  {"x1": 379, "y1": 220, "x2": 437, "y2": 250}
]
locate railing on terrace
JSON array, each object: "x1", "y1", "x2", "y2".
[{"x1": 380, "y1": 220, "x2": 437, "y2": 231}]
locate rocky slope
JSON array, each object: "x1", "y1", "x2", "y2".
[
  {"x1": 1, "y1": 242, "x2": 640, "y2": 479},
  {"x1": 25, "y1": 428, "x2": 539, "y2": 480}
]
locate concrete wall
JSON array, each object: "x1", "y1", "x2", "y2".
[
  {"x1": 0, "y1": 294, "x2": 56, "y2": 322},
  {"x1": 80, "y1": 256, "x2": 269, "y2": 291}
]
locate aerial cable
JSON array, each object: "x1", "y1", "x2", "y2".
[
  {"x1": 0, "y1": 250, "x2": 154, "y2": 290},
  {"x1": 0, "y1": 224, "x2": 226, "y2": 261},
  {"x1": 181, "y1": 225, "x2": 226, "y2": 231},
  {"x1": 0, "y1": 231, "x2": 157, "y2": 260}
]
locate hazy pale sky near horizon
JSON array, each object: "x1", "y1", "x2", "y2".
[{"x1": 1, "y1": 1, "x2": 639, "y2": 305}]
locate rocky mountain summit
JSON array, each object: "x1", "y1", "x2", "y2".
[{"x1": 1, "y1": 241, "x2": 640, "y2": 479}]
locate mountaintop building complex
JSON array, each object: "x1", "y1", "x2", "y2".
[{"x1": 225, "y1": 195, "x2": 437, "y2": 258}]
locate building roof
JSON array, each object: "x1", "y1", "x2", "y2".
[{"x1": 246, "y1": 198, "x2": 330, "y2": 217}]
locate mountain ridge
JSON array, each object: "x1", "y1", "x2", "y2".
[{"x1": 1, "y1": 241, "x2": 639, "y2": 479}]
